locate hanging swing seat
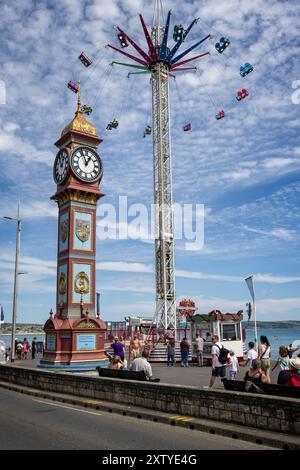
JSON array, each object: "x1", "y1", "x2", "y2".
[
  {"x1": 216, "y1": 110, "x2": 225, "y2": 120},
  {"x1": 183, "y1": 123, "x2": 192, "y2": 132},
  {"x1": 106, "y1": 118, "x2": 119, "y2": 130},
  {"x1": 240, "y1": 63, "x2": 254, "y2": 77},
  {"x1": 81, "y1": 105, "x2": 92, "y2": 115},
  {"x1": 236, "y1": 89, "x2": 249, "y2": 101},
  {"x1": 143, "y1": 125, "x2": 152, "y2": 137},
  {"x1": 118, "y1": 33, "x2": 128, "y2": 48},
  {"x1": 78, "y1": 52, "x2": 92, "y2": 67},
  {"x1": 173, "y1": 25, "x2": 186, "y2": 42},
  {"x1": 215, "y1": 37, "x2": 230, "y2": 53},
  {"x1": 67, "y1": 81, "x2": 79, "y2": 93}
]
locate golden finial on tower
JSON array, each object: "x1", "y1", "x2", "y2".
[{"x1": 60, "y1": 80, "x2": 97, "y2": 137}]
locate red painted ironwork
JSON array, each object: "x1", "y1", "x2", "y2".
[
  {"x1": 106, "y1": 44, "x2": 149, "y2": 67},
  {"x1": 139, "y1": 14, "x2": 158, "y2": 61},
  {"x1": 117, "y1": 27, "x2": 151, "y2": 64}
]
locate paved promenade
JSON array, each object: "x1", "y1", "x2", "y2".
[{"x1": 5, "y1": 357, "x2": 280, "y2": 389}]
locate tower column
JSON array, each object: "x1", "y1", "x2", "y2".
[
  {"x1": 40, "y1": 86, "x2": 107, "y2": 371},
  {"x1": 151, "y1": 61, "x2": 176, "y2": 332}
]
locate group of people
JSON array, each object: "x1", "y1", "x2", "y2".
[
  {"x1": 208, "y1": 334, "x2": 300, "y2": 389},
  {"x1": 106, "y1": 335, "x2": 154, "y2": 380},
  {"x1": 165, "y1": 330, "x2": 208, "y2": 368},
  {"x1": 14, "y1": 337, "x2": 38, "y2": 360},
  {"x1": 106, "y1": 331, "x2": 300, "y2": 390}
]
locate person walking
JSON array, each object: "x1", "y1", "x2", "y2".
[
  {"x1": 180, "y1": 337, "x2": 190, "y2": 367},
  {"x1": 194, "y1": 333, "x2": 204, "y2": 367},
  {"x1": 129, "y1": 336, "x2": 141, "y2": 362},
  {"x1": 165, "y1": 327, "x2": 174, "y2": 344},
  {"x1": 111, "y1": 336, "x2": 125, "y2": 362},
  {"x1": 243, "y1": 341, "x2": 258, "y2": 369},
  {"x1": 16, "y1": 341, "x2": 23, "y2": 360},
  {"x1": 22, "y1": 338, "x2": 29, "y2": 360},
  {"x1": 228, "y1": 350, "x2": 239, "y2": 380},
  {"x1": 167, "y1": 338, "x2": 175, "y2": 366},
  {"x1": 258, "y1": 335, "x2": 271, "y2": 381},
  {"x1": 206, "y1": 335, "x2": 228, "y2": 388},
  {"x1": 31, "y1": 337, "x2": 37, "y2": 360},
  {"x1": 272, "y1": 345, "x2": 290, "y2": 373}
]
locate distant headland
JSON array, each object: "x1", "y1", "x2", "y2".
[
  {"x1": 244, "y1": 321, "x2": 300, "y2": 329},
  {"x1": 0, "y1": 323, "x2": 44, "y2": 334},
  {"x1": 1, "y1": 320, "x2": 300, "y2": 334}
]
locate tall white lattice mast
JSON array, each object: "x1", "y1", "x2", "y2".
[
  {"x1": 107, "y1": 2, "x2": 211, "y2": 335},
  {"x1": 151, "y1": 0, "x2": 176, "y2": 332}
]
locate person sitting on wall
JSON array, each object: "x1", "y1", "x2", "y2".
[
  {"x1": 108, "y1": 355, "x2": 124, "y2": 370},
  {"x1": 130, "y1": 349, "x2": 160, "y2": 382},
  {"x1": 277, "y1": 357, "x2": 300, "y2": 387},
  {"x1": 244, "y1": 359, "x2": 270, "y2": 392}
]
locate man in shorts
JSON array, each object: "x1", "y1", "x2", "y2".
[{"x1": 207, "y1": 335, "x2": 226, "y2": 388}]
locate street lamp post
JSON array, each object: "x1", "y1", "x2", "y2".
[{"x1": 4, "y1": 203, "x2": 21, "y2": 362}]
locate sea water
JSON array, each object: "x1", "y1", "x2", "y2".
[
  {"x1": 1, "y1": 328, "x2": 300, "y2": 353},
  {"x1": 0, "y1": 333, "x2": 45, "y2": 348},
  {"x1": 245, "y1": 328, "x2": 300, "y2": 354}
]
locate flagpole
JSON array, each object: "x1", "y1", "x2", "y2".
[
  {"x1": 253, "y1": 298, "x2": 258, "y2": 347},
  {"x1": 245, "y1": 275, "x2": 258, "y2": 349},
  {"x1": 11, "y1": 203, "x2": 21, "y2": 362},
  {"x1": 252, "y1": 279, "x2": 258, "y2": 347}
]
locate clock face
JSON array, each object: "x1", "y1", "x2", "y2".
[
  {"x1": 70, "y1": 146, "x2": 103, "y2": 183},
  {"x1": 53, "y1": 148, "x2": 69, "y2": 184}
]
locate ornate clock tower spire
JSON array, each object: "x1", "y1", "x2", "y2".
[{"x1": 40, "y1": 82, "x2": 107, "y2": 371}]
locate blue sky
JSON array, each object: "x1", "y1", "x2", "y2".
[{"x1": 0, "y1": 0, "x2": 299, "y2": 323}]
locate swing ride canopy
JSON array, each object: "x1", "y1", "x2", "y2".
[{"x1": 106, "y1": 11, "x2": 211, "y2": 75}]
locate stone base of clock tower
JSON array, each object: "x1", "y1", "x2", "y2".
[{"x1": 39, "y1": 313, "x2": 108, "y2": 371}]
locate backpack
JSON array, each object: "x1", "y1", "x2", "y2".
[
  {"x1": 215, "y1": 343, "x2": 230, "y2": 365},
  {"x1": 286, "y1": 372, "x2": 300, "y2": 387}
]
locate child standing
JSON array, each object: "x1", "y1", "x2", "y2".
[
  {"x1": 272, "y1": 345, "x2": 290, "y2": 372},
  {"x1": 167, "y1": 339, "x2": 175, "y2": 366},
  {"x1": 228, "y1": 350, "x2": 239, "y2": 380}
]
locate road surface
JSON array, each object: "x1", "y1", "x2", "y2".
[{"x1": 0, "y1": 387, "x2": 272, "y2": 450}]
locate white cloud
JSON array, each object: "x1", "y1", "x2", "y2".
[
  {"x1": 96, "y1": 261, "x2": 153, "y2": 273},
  {"x1": 192, "y1": 295, "x2": 300, "y2": 320}
]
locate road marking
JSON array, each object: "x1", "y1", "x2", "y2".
[
  {"x1": 31, "y1": 398, "x2": 103, "y2": 417},
  {"x1": 168, "y1": 415, "x2": 194, "y2": 422},
  {"x1": 175, "y1": 417, "x2": 194, "y2": 422},
  {"x1": 83, "y1": 399, "x2": 103, "y2": 405}
]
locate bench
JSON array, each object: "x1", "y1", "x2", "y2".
[
  {"x1": 222, "y1": 378, "x2": 300, "y2": 398},
  {"x1": 96, "y1": 367, "x2": 160, "y2": 382}
]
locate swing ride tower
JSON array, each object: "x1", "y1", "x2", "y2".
[
  {"x1": 107, "y1": 1, "x2": 211, "y2": 335},
  {"x1": 150, "y1": 7, "x2": 176, "y2": 333}
]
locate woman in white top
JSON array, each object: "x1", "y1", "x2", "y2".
[{"x1": 258, "y1": 335, "x2": 271, "y2": 381}]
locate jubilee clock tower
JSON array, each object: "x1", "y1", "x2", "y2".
[{"x1": 40, "y1": 83, "x2": 107, "y2": 370}]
